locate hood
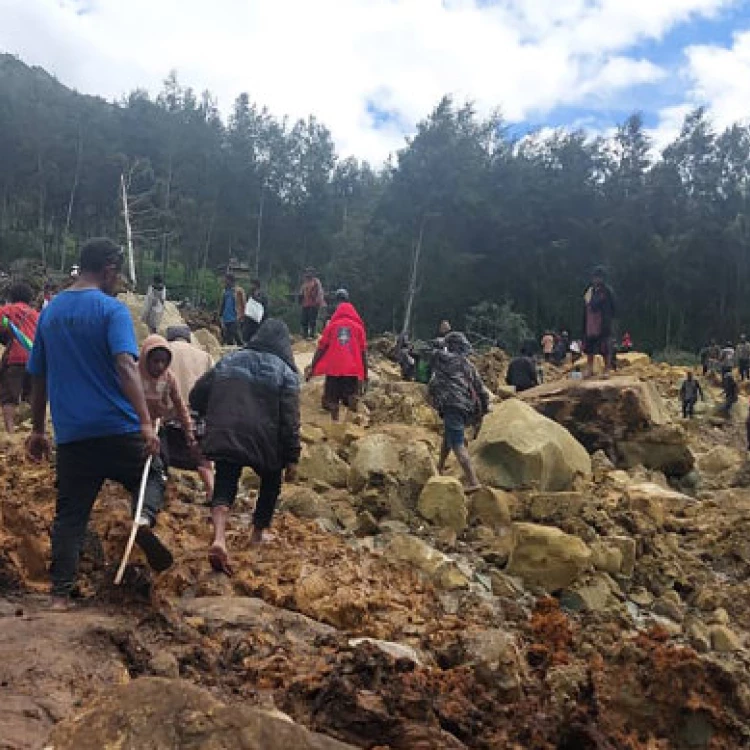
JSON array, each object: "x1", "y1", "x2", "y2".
[
  {"x1": 244, "y1": 318, "x2": 297, "y2": 373},
  {"x1": 330, "y1": 302, "x2": 364, "y2": 328},
  {"x1": 139, "y1": 334, "x2": 172, "y2": 379}
]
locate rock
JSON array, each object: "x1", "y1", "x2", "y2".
[
  {"x1": 708, "y1": 608, "x2": 730, "y2": 626},
  {"x1": 462, "y1": 628, "x2": 523, "y2": 698},
  {"x1": 300, "y1": 424, "x2": 326, "y2": 444},
  {"x1": 709, "y1": 624, "x2": 743, "y2": 653},
  {"x1": 348, "y1": 431, "x2": 436, "y2": 506},
  {"x1": 192, "y1": 327, "x2": 222, "y2": 359},
  {"x1": 384, "y1": 533, "x2": 468, "y2": 590},
  {"x1": 148, "y1": 651, "x2": 179, "y2": 679},
  {"x1": 561, "y1": 574, "x2": 615, "y2": 613},
  {"x1": 489, "y1": 570, "x2": 524, "y2": 598},
  {"x1": 279, "y1": 486, "x2": 335, "y2": 522},
  {"x1": 686, "y1": 619, "x2": 711, "y2": 653},
  {"x1": 629, "y1": 587, "x2": 654, "y2": 607},
  {"x1": 417, "y1": 476, "x2": 468, "y2": 532},
  {"x1": 590, "y1": 542, "x2": 624, "y2": 576},
  {"x1": 609, "y1": 535, "x2": 637, "y2": 577},
  {"x1": 522, "y1": 377, "x2": 694, "y2": 477},
  {"x1": 624, "y1": 483, "x2": 694, "y2": 527},
  {"x1": 617, "y1": 351, "x2": 651, "y2": 368},
  {"x1": 653, "y1": 597, "x2": 684, "y2": 623},
  {"x1": 299, "y1": 443, "x2": 349, "y2": 488},
  {"x1": 433, "y1": 562, "x2": 471, "y2": 591},
  {"x1": 468, "y1": 487, "x2": 512, "y2": 529},
  {"x1": 348, "y1": 638, "x2": 424, "y2": 666},
  {"x1": 355, "y1": 510, "x2": 381, "y2": 536},
  {"x1": 506, "y1": 523, "x2": 592, "y2": 591},
  {"x1": 528, "y1": 492, "x2": 584, "y2": 523},
  {"x1": 48, "y1": 677, "x2": 356, "y2": 749},
  {"x1": 118, "y1": 291, "x2": 189, "y2": 336},
  {"x1": 471, "y1": 399, "x2": 591, "y2": 492},
  {"x1": 697, "y1": 446, "x2": 744, "y2": 477}
]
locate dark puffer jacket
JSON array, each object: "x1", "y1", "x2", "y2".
[
  {"x1": 190, "y1": 319, "x2": 300, "y2": 472},
  {"x1": 428, "y1": 332, "x2": 489, "y2": 422}
]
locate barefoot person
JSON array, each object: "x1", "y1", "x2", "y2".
[
  {"x1": 26, "y1": 238, "x2": 171, "y2": 608},
  {"x1": 190, "y1": 319, "x2": 300, "y2": 575},
  {"x1": 429, "y1": 331, "x2": 489, "y2": 493},
  {"x1": 582, "y1": 266, "x2": 616, "y2": 377}
]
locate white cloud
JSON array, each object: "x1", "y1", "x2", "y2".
[{"x1": 0, "y1": 0, "x2": 741, "y2": 163}]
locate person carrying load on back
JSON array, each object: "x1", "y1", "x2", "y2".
[
  {"x1": 242, "y1": 279, "x2": 269, "y2": 342},
  {"x1": 720, "y1": 341, "x2": 735, "y2": 375},
  {"x1": 190, "y1": 319, "x2": 300, "y2": 576},
  {"x1": 679, "y1": 371, "x2": 703, "y2": 419},
  {"x1": 0, "y1": 282, "x2": 39, "y2": 434},
  {"x1": 305, "y1": 290, "x2": 368, "y2": 422},
  {"x1": 737, "y1": 335, "x2": 750, "y2": 382},
  {"x1": 26, "y1": 238, "x2": 172, "y2": 610},
  {"x1": 429, "y1": 331, "x2": 489, "y2": 494}
]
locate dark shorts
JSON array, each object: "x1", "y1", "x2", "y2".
[
  {"x1": 324, "y1": 376, "x2": 359, "y2": 409},
  {"x1": 443, "y1": 408, "x2": 468, "y2": 450},
  {"x1": 0, "y1": 364, "x2": 30, "y2": 405}
]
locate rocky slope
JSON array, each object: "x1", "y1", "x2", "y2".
[{"x1": 2, "y1": 349, "x2": 750, "y2": 749}]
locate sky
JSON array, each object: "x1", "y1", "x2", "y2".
[{"x1": 1, "y1": 0, "x2": 750, "y2": 164}]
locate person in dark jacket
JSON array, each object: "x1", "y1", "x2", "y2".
[
  {"x1": 190, "y1": 319, "x2": 300, "y2": 575},
  {"x1": 241, "y1": 278, "x2": 270, "y2": 343},
  {"x1": 721, "y1": 371, "x2": 739, "y2": 417},
  {"x1": 506, "y1": 343, "x2": 539, "y2": 392},
  {"x1": 679, "y1": 371, "x2": 703, "y2": 418},
  {"x1": 429, "y1": 332, "x2": 489, "y2": 492},
  {"x1": 582, "y1": 266, "x2": 616, "y2": 377}
]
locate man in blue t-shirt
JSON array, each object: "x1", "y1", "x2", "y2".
[
  {"x1": 218, "y1": 273, "x2": 245, "y2": 346},
  {"x1": 27, "y1": 238, "x2": 173, "y2": 608}
]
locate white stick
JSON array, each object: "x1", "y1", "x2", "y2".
[
  {"x1": 120, "y1": 172, "x2": 137, "y2": 287},
  {"x1": 114, "y1": 423, "x2": 160, "y2": 585}
]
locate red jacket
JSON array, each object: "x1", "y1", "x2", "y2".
[
  {"x1": 0, "y1": 302, "x2": 38, "y2": 366},
  {"x1": 312, "y1": 303, "x2": 367, "y2": 380}
]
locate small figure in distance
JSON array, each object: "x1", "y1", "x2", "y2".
[{"x1": 679, "y1": 371, "x2": 703, "y2": 419}]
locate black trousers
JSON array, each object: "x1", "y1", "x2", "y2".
[
  {"x1": 301, "y1": 307, "x2": 318, "y2": 339},
  {"x1": 739, "y1": 359, "x2": 750, "y2": 381},
  {"x1": 221, "y1": 321, "x2": 243, "y2": 346},
  {"x1": 52, "y1": 433, "x2": 166, "y2": 596},
  {"x1": 682, "y1": 397, "x2": 696, "y2": 418},
  {"x1": 212, "y1": 460, "x2": 282, "y2": 530}
]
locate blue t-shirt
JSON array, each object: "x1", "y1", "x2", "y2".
[
  {"x1": 221, "y1": 288, "x2": 237, "y2": 323},
  {"x1": 27, "y1": 289, "x2": 140, "y2": 444}
]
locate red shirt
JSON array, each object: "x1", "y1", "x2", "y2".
[
  {"x1": 313, "y1": 303, "x2": 367, "y2": 380},
  {"x1": 0, "y1": 302, "x2": 38, "y2": 366}
]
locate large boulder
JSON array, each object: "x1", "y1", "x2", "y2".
[
  {"x1": 348, "y1": 431, "x2": 436, "y2": 506},
  {"x1": 47, "y1": 677, "x2": 355, "y2": 750},
  {"x1": 417, "y1": 476, "x2": 468, "y2": 532},
  {"x1": 506, "y1": 523, "x2": 592, "y2": 591},
  {"x1": 193, "y1": 327, "x2": 223, "y2": 359},
  {"x1": 118, "y1": 292, "x2": 188, "y2": 337},
  {"x1": 471, "y1": 399, "x2": 591, "y2": 491},
  {"x1": 299, "y1": 443, "x2": 349, "y2": 488},
  {"x1": 384, "y1": 533, "x2": 470, "y2": 590},
  {"x1": 522, "y1": 377, "x2": 694, "y2": 477}
]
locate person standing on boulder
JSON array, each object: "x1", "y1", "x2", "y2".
[
  {"x1": 142, "y1": 274, "x2": 166, "y2": 335},
  {"x1": 582, "y1": 266, "x2": 616, "y2": 377},
  {"x1": 299, "y1": 268, "x2": 325, "y2": 339},
  {"x1": 506, "y1": 342, "x2": 539, "y2": 392},
  {"x1": 218, "y1": 273, "x2": 246, "y2": 346},
  {"x1": 305, "y1": 290, "x2": 368, "y2": 422},
  {"x1": 737, "y1": 335, "x2": 750, "y2": 381},
  {"x1": 429, "y1": 331, "x2": 489, "y2": 493},
  {"x1": 0, "y1": 282, "x2": 39, "y2": 434},
  {"x1": 26, "y1": 238, "x2": 172, "y2": 609},
  {"x1": 190, "y1": 319, "x2": 300, "y2": 575},
  {"x1": 679, "y1": 371, "x2": 703, "y2": 419}
]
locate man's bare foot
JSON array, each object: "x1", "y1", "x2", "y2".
[
  {"x1": 48, "y1": 596, "x2": 73, "y2": 611},
  {"x1": 208, "y1": 544, "x2": 233, "y2": 576}
]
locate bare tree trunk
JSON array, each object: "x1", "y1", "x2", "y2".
[
  {"x1": 195, "y1": 207, "x2": 216, "y2": 304},
  {"x1": 37, "y1": 150, "x2": 46, "y2": 268},
  {"x1": 254, "y1": 187, "x2": 264, "y2": 277},
  {"x1": 61, "y1": 125, "x2": 84, "y2": 272},
  {"x1": 401, "y1": 217, "x2": 426, "y2": 337},
  {"x1": 161, "y1": 153, "x2": 173, "y2": 277},
  {"x1": 121, "y1": 173, "x2": 137, "y2": 286}
]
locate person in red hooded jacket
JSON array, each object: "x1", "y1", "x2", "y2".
[{"x1": 305, "y1": 290, "x2": 367, "y2": 421}]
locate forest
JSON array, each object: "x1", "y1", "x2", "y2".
[{"x1": 1, "y1": 52, "x2": 749, "y2": 351}]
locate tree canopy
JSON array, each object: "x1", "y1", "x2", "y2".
[{"x1": 1, "y1": 53, "x2": 748, "y2": 350}]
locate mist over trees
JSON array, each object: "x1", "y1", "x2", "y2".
[{"x1": 1, "y1": 53, "x2": 749, "y2": 350}]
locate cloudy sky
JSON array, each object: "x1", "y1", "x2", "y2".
[{"x1": 1, "y1": 0, "x2": 750, "y2": 163}]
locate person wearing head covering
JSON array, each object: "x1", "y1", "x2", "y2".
[
  {"x1": 305, "y1": 293, "x2": 368, "y2": 422},
  {"x1": 142, "y1": 274, "x2": 167, "y2": 334},
  {"x1": 428, "y1": 331, "x2": 489, "y2": 493},
  {"x1": 190, "y1": 319, "x2": 301, "y2": 575},
  {"x1": 299, "y1": 268, "x2": 325, "y2": 339},
  {"x1": 582, "y1": 266, "x2": 616, "y2": 377},
  {"x1": 27, "y1": 238, "x2": 172, "y2": 608}
]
